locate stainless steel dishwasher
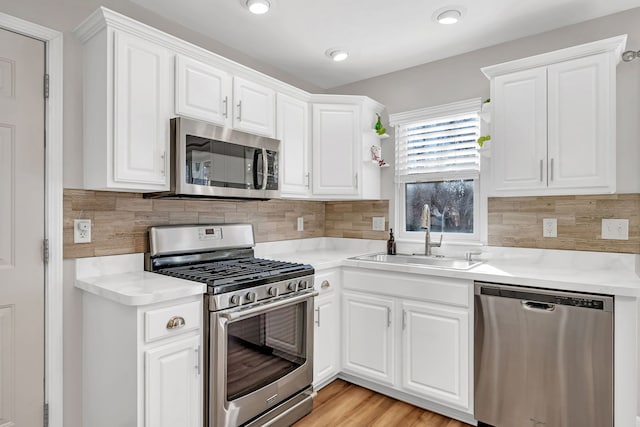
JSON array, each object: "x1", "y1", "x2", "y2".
[{"x1": 474, "y1": 281, "x2": 613, "y2": 427}]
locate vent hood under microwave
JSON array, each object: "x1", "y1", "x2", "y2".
[{"x1": 146, "y1": 118, "x2": 281, "y2": 200}]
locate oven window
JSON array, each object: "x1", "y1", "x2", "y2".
[
  {"x1": 226, "y1": 301, "x2": 307, "y2": 401},
  {"x1": 185, "y1": 135, "x2": 262, "y2": 190}
]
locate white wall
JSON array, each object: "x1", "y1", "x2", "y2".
[{"x1": 329, "y1": 7, "x2": 640, "y2": 231}]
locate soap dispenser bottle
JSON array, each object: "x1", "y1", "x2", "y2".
[{"x1": 387, "y1": 228, "x2": 396, "y2": 255}]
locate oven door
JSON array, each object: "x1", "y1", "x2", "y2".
[{"x1": 209, "y1": 292, "x2": 315, "y2": 427}]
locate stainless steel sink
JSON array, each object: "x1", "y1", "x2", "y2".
[{"x1": 351, "y1": 253, "x2": 482, "y2": 270}]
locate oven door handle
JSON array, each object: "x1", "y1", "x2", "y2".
[
  {"x1": 261, "y1": 148, "x2": 268, "y2": 190},
  {"x1": 219, "y1": 291, "x2": 318, "y2": 321}
]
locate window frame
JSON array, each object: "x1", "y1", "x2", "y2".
[{"x1": 390, "y1": 98, "x2": 483, "y2": 245}]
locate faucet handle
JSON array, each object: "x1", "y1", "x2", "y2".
[
  {"x1": 465, "y1": 250, "x2": 481, "y2": 261},
  {"x1": 430, "y1": 234, "x2": 443, "y2": 248}
]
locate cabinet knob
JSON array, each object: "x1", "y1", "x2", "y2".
[
  {"x1": 166, "y1": 316, "x2": 185, "y2": 330},
  {"x1": 321, "y1": 280, "x2": 330, "y2": 289}
]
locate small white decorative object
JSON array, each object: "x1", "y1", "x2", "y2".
[
  {"x1": 480, "y1": 100, "x2": 492, "y2": 123},
  {"x1": 370, "y1": 145, "x2": 390, "y2": 167}
]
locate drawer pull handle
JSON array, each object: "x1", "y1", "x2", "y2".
[
  {"x1": 166, "y1": 316, "x2": 186, "y2": 330},
  {"x1": 321, "y1": 280, "x2": 330, "y2": 289}
]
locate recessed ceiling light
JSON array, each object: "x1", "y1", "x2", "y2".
[
  {"x1": 437, "y1": 9, "x2": 462, "y2": 24},
  {"x1": 246, "y1": 0, "x2": 270, "y2": 15},
  {"x1": 326, "y1": 49, "x2": 349, "y2": 62}
]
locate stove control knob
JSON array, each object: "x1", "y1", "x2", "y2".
[
  {"x1": 230, "y1": 295, "x2": 241, "y2": 305},
  {"x1": 268, "y1": 287, "x2": 279, "y2": 297},
  {"x1": 300, "y1": 280, "x2": 308, "y2": 289},
  {"x1": 245, "y1": 292, "x2": 257, "y2": 303},
  {"x1": 287, "y1": 282, "x2": 297, "y2": 291}
]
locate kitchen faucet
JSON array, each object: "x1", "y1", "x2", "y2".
[{"x1": 420, "y1": 204, "x2": 442, "y2": 256}]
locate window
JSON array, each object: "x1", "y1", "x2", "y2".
[{"x1": 390, "y1": 98, "x2": 482, "y2": 242}]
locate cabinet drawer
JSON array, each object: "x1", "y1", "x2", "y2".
[
  {"x1": 314, "y1": 269, "x2": 339, "y2": 296},
  {"x1": 145, "y1": 301, "x2": 201, "y2": 342}
]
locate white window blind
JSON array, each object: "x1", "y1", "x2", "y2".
[{"x1": 390, "y1": 98, "x2": 482, "y2": 183}]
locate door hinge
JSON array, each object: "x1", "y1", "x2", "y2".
[
  {"x1": 43, "y1": 238, "x2": 49, "y2": 264},
  {"x1": 43, "y1": 74, "x2": 49, "y2": 99},
  {"x1": 43, "y1": 403, "x2": 49, "y2": 427}
]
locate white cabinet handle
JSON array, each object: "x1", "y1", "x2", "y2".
[
  {"x1": 195, "y1": 345, "x2": 200, "y2": 375},
  {"x1": 161, "y1": 151, "x2": 166, "y2": 176},
  {"x1": 386, "y1": 307, "x2": 391, "y2": 327},
  {"x1": 305, "y1": 172, "x2": 310, "y2": 189},
  {"x1": 166, "y1": 316, "x2": 185, "y2": 329},
  {"x1": 315, "y1": 307, "x2": 320, "y2": 327},
  {"x1": 237, "y1": 100, "x2": 242, "y2": 121},
  {"x1": 550, "y1": 158, "x2": 554, "y2": 181},
  {"x1": 539, "y1": 159, "x2": 543, "y2": 182},
  {"x1": 321, "y1": 280, "x2": 330, "y2": 289},
  {"x1": 223, "y1": 96, "x2": 228, "y2": 118}
]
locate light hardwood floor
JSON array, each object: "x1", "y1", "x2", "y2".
[{"x1": 294, "y1": 380, "x2": 472, "y2": 427}]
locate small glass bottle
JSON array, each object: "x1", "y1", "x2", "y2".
[{"x1": 387, "y1": 228, "x2": 396, "y2": 255}]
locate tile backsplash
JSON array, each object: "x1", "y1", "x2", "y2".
[
  {"x1": 63, "y1": 189, "x2": 390, "y2": 258},
  {"x1": 488, "y1": 194, "x2": 640, "y2": 254}
]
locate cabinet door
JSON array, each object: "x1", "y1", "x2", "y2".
[
  {"x1": 277, "y1": 94, "x2": 310, "y2": 197},
  {"x1": 547, "y1": 53, "x2": 613, "y2": 192},
  {"x1": 312, "y1": 104, "x2": 359, "y2": 196},
  {"x1": 233, "y1": 77, "x2": 275, "y2": 137},
  {"x1": 113, "y1": 31, "x2": 171, "y2": 188},
  {"x1": 313, "y1": 294, "x2": 339, "y2": 386},
  {"x1": 175, "y1": 55, "x2": 232, "y2": 127},
  {"x1": 401, "y1": 301, "x2": 469, "y2": 410},
  {"x1": 492, "y1": 67, "x2": 547, "y2": 194},
  {"x1": 145, "y1": 335, "x2": 201, "y2": 427},
  {"x1": 342, "y1": 291, "x2": 394, "y2": 385}
]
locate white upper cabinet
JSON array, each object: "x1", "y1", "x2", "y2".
[
  {"x1": 492, "y1": 67, "x2": 548, "y2": 193},
  {"x1": 547, "y1": 54, "x2": 612, "y2": 190},
  {"x1": 233, "y1": 77, "x2": 276, "y2": 137},
  {"x1": 311, "y1": 96, "x2": 384, "y2": 199},
  {"x1": 312, "y1": 103, "x2": 360, "y2": 196},
  {"x1": 175, "y1": 54, "x2": 232, "y2": 127},
  {"x1": 76, "y1": 15, "x2": 174, "y2": 192},
  {"x1": 483, "y1": 35, "x2": 626, "y2": 196},
  {"x1": 277, "y1": 94, "x2": 311, "y2": 197}
]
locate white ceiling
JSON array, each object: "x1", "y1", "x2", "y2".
[{"x1": 130, "y1": 0, "x2": 638, "y2": 89}]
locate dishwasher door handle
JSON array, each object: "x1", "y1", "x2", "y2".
[{"x1": 522, "y1": 300, "x2": 556, "y2": 312}]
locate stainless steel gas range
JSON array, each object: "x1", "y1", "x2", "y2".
[{"x1": 146, "y1": 224, "x2": 317, "y2": 427}]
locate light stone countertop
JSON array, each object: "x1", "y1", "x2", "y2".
[
  {"x1": 75, "y1": 253, "x2": 206, "y2": 306},
  {"x1": 75, "y1": 239, "x2": 640, "y2": 306}
]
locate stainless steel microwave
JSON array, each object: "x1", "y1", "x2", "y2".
[{"x1": 148, "y1": 117, "x2": 280, "y2": 199}]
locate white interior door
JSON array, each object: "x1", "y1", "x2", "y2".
[{"x1": 0, "y1": 28, "x2": 46, "y2": 426}]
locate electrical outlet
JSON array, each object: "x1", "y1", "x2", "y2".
[
  {"x1": 602, "y1": 218, "x2": 629, "y2": 240},
  {"x1": 542, "y1": 218, "x2": 557, "y2": 238},
  {"x1": 297, "y1": 217, "x2": 304, "y2": 232},
  {"x1": 372, "y1": 216, "x2": 386, "y2": 231},
  {"x1": 74, "y1": 219, "x2": 92, "y2": 244}
]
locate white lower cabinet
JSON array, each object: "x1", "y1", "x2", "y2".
[
  {"x1": 145, "y1": 335, "x2": 201, "y2": 427},
  {"x1": 82, "y1": 294, "x2": 202, "y2": 427},
  {"x1": 401, "y1": 301, "x2": 469, "y2": 409},
  {"x1": 342, "y1": 291, "x2": 395, "y2": 385},
  {"x1": 341, "y1": 268, "x2": 473, "y2": 415},
  {"x1": 313, "y1": 269, "x2": 341, "y2": 387}
]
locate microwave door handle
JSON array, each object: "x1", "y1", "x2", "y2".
[
  {"x1": 253, "y1": 149, "x2": 264, "y2": 189},
  {"x1": 262, "y1": 148, "x2": 268, "y2": 190}
]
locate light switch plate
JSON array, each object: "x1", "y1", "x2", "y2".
[
  {"x1": 543, "y1": 218, "x2": 557, "y2": 238},
  {"x1": 74, "y1": 219, "x2": 92, "y2": 244},
  {"x1": 372, "y1": 217, "x2": 386, "y2": 231},
  {"x1": 297, "y1": 217, "x2": 304, "y2": 232},
  {"x1": 602, "y1": 218, "x2": 629, "y2": 240}
]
